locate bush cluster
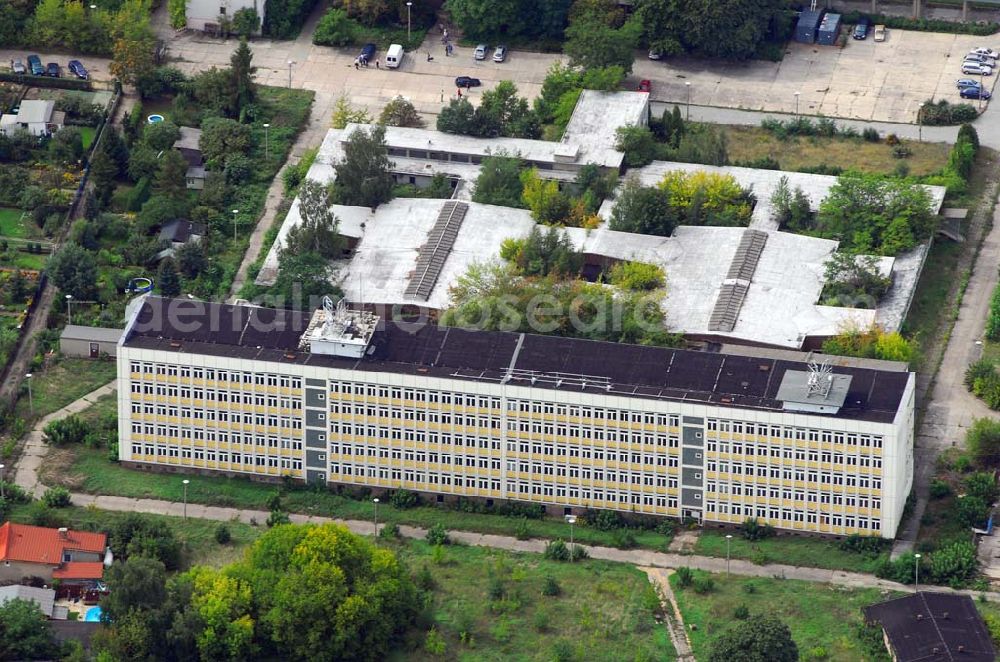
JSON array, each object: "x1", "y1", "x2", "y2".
[
  {"x1": 839, "y1": 10, "x2": 999, "y2": 36},
  {"x1": 966, "y1": 359, "x2": 1000, "y2": 410},
  {"x1": 760, "y1": 117, "x2": 859, "y2": 140},
  {"x1": 919, "y1": 100, "x2": 979, "y2": 126}
]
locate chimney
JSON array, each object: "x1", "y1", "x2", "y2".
[
  {"x1": 942, "y1": 612, "x2": 949, "y2": 619},
  {"x1": 958, "y1": 646, "x2": 965, "y2": 652},
  {"x1": 917, "y1": 614, "x2": 923, "y2": 620},
  {"x1": 57, "y1": 527, "x2": 68, "y2": 539}
]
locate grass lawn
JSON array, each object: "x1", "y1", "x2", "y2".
[
  {"x1": 79, "y1": 126, "x2": 96, "y2": 150},
  {"x1": 6, "y1": 251, "x2": 46, "y2": 271},
  {"x1": 10, "y1": 357, "x2": 117, "y2": 425},
  {"x1": 49, "y1": 443, "x2": 675, "y2": 551},
  {"x1": 900, "y1": 239, "x2": 963, "y2": 357},
  {"x1": 0, "y1": 207, "x2": 27, "y2": 238},
  {"x1": 5, "y1": 504, "x2": 262, "y2": 569},
  {"x1": 669, "y1": 571, "x2": 902, "y2": 661},
  {"x1": 722, "y1": 125, "x2": 950, "y2": 176},
  {"x1": 387, "y1": 540, "x2": 674, "y2": 661},
  {"x1": 695, "y1": 530, "x2": 889, "y2": 573}
]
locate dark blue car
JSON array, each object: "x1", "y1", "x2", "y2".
[
  {"x1": 68, "y1": 60, "x2": 88, "y2": 80},
  {"x1": 357, "y1": 43, "x2": 376, "y2": 65},
  {"x1": 27, "y1": 55, "x2": 44, "y2": 76}
]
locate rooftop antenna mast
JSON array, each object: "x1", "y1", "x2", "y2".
[{"x1": 806, "y1": 359, "x2": 834, "y2": 398}]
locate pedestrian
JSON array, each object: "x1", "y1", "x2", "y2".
[
  {"x1": 457, "y1": 88, "x2": 462, "y2": 98},
  {"x1": 354, "y1": 60, "x2": 359, "y2": 70},
  {"x1": 375, "y1": 59, "x2": 380, "y2": 69},
  {"x1": 443, "y1": 29, "x2": 448, "y2": 40}
]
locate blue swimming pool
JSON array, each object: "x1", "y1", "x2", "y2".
[{"x1": 84, "y1": 606, "x2": 102, "y2": 622}]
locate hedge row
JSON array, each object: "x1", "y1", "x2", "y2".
[
  {"x1": 0, "y1": 72, "x2": 93, "y2": 92},
  {"x1": 838, "y1": 10, "x2": 1000, "y2": 36}
]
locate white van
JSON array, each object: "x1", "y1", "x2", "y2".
[{"x1": 385, "y1": 44, "x2": 404, "y2": 69}]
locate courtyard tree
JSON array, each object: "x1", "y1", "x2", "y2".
[
  {"x1": 708, "y1": 615, "x2": 798, "y2": 662},
  {"x1": 199, "y1": 117, "x2": 253, "y2": 169},
  {"x1": 157, "y1": 258, "x2": 181, "y2": 297},
  {"x1": 333, "y1": 125, "x2": 394, "y2": 209},
  {"x1": 0, "y1": 598, "x2": 59, "y2": 660},
  {"x1": 154, "y1": 149, "x2": 190, "y2": 198},
  {"x1": 282, "y1": 180, "x2": 343, "y2": 259},
  {"x1": 472, "y1": 154, "x2": 525, "y2": 207},
  {"x1": 229, "y1": 39, "x2": 257, "y2": 116},
  {"x1": 564, "y1": 0, "x2": 641, "y2": 73},
  {"x1": 379, "y1": 96, "x2": 424, "y2": 128},
  {"x1": 232, "y1": 7, "x2": 260, "y2": 37},
  {"x1": 48, "y1": 243, "x2": 98, "y2": 300}
]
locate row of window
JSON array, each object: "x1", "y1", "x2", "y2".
[
  {"x1": 707, "y1": 463, "x2": 882, "y2": 489},
  {"x1": 131, "y1": 363, "x2": 303, "y2": 389},
  {"x1": 131, "y1": 407, "x2": 303, "y2": 430},
  {"x1": 704, "y1": 502, "x2": 880, "y2": 530},
  {"x1": 132, "y1": 384, "x2": 303, "y2": 410},
  {"x1": 707, "y1": 418, "x2": 884, "y2": 448},
  {"x1": 130, "y1": 425, "x2": 302, "y2": 449},
  {"x1": 707, "y1": 482, "x2": 881, "y2": 508},
  {"x1": 132, "y1": 445, "x2": 302, "y2": 470},
  {"x1": 706, "y1": 441, "x2": 882, "y2": 463}
]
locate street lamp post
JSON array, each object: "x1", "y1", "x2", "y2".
[
  {"x1": 25, "y1": 373, "x2": 33, "y2": 416},
  {"x1": 918, "y1": 103, "x2": 925, "y2": 142},
  {"x1": 914, "y1": 553, "x2": 921, "y2": 591},
  {"x1": 287, "y1": 60, "x2": 295, "y2": 88},
  {"x1": 685, "y1": 81, "x2": 691, "y2": 121},
  {"x1": 565, "y1": 514, "x2": 576, "y2": 560},
  {"x1": 0, "y1": 464, "x2": 5, "y2": 499},
  {"x1": 373, "y1": 497, "x2": 380, "y2": 538},
  {"x1": 406, "y1": 2, "x2": 413, "y2": 42},
  {"x1": 232, "y1": 209, "x2": 239, "y2": 241},
  {"x1": 263, "y1": 123, "x2": 270, "y2": 161},
  {"x1": 794, "y1": 91, "x2": 801, "y2": 117},
  {"x1": 182, "y1": 479, "x2": 190, "y2": 519},
  {"x1": 65, "y1": 294, "x2": 73, "y2": 325},
  {"x1": 725, "y1": 534, "x2": 733, "y2": 575}
]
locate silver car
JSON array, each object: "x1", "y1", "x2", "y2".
[
  {"x1": 961, "y1": 62, "x2": 993, "y2": 76},
  {"x1": 11, "y1": 59, "x2": 25, "y2": 74},
  {"x1": 474, "y1": 44, "x2": 487, "y2": 61},
  {"x1": 492, "y1": 45, "x2": 507, "y2": 63}
]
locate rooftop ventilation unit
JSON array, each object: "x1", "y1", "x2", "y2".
[{"x1": 301, "y1": 296, "x2": 379, "y2": 358}]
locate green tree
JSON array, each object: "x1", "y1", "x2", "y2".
[
  {"x1": 479, "y1": 81, "x2": 540, "y2": 139},
  {"x1": 521, "y1": 169, "x2": 571, "y2": 224},
  {"x1": 232, "y1": 7, "x2": 260, "y2": 36},
  {"x1": 342, "y1": 0, "x2": 389, "y2": 26},
  {"x1": 614, "y1": 125, "x2": 658, "y2": 167},
  {"x1": 282, "y1": 180, "x2": 343, "y2": 259},
  {"x1": 8, "y1": 268, "x2": 28, "y2": 304},
  {"x1": 966, "y1": 418, "x2": 1000, "y2": 468},
  {"x1": 188, "y1": 566, "x2": 256, "y2": 661},
  {"x1": 49, "y1": 127, "x2": 84, "y2": 164},
  {"x1": 143, "y1": 120, "x2": 181, "y2": 152},
  {"x1": 636, "y1": 0, "x2": 787, "y2": 61},
  {"x1": 609, "y1": 177, "x2": 677, "y2": 236},
  {"x1": 48, "y1": 243, "x2": 97, "y2": 300},
  {"x1": 436, "y1": 97, "x2": 477, "y2": 135},
  {"x1": 107, "y1": 512, "x2": 183, "y2": 569},
  {"x1": 101, "y1": 556, "x2": 168, "y2": 623},
  {"x1": 176, "y1": 241, "x2": 207, "y2": 279},
  {"x1": 168, "y1": 0, "x2": 186, "y2": 28},
  {"x1": 708, "y1": 615, "x2": 798, "y2": 662},
  {"x1": 0, "y1": 598, "x2": 58, "y2": 660},
  {"x1": 516, "y1": 226, "x2": 582, "y2": 277},
  {"x1": 333, "y1": 125, "x2": 394, "y2": 209},
  {"x1": 229, "y1": 38, "x2": 257, "y2": 114},
  {"x1": 446, "y1": 0, "x2": 569, "y2": 42},
  {"x1": 90, "y1": 148, "x2": 119, "y2": 207},
  {"x1": 379, "y1": 96, "x2": 424, "y2": 128},
  {"x1": 330, "y1": 95, "x2": 373, "y2": 129},
  {"x1": 199, "y1": 117, "x2": 253, "y2": 169},
  {"x1": 564, "y1": 0, "x2": 641, "y2": 73},
  {"x1": 817, "y1": 173, "x2": 936, "y2": 255},
  {"x1": 472, "y1": 154, "x2": 525, "y2": 207},
  {"x1": 312, "y1": 8, "x2": 358, "y2": 46},
  {"x1": 155, "y1": 149, "x2": 190, "y2": 198},
  {"x1": 270, "y1": 252, "x2": 338, "y2": 310},
  {"x1": 157, "y1": 258, "x2": 181, "y2": 297},
  {"x1": 109, "y1": 0, "x2": 156, "y2": 85}
]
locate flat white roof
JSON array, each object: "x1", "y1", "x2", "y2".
[{"x1": 560, "y1": 90, "x2": 650, "y2": 170}]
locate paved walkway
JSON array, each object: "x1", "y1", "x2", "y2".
[{"x1": 644, "y1": 567, "x2": 695, "y2": 661}]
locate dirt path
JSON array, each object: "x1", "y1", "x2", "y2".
[{"x1": 643, "y1": 567, "x2": 696, "y2": 661}]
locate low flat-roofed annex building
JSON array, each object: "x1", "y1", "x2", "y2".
[{"x1": 118, "y1": 296, "x2": 914, "y2": 538}]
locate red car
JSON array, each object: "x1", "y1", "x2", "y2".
[{"x1": 638, "y1": 79, "x2": 651, "y2": 93}]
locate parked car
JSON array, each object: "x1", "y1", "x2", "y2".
[
  {"x1": 648, "y1": 50, "x2": 663, "y2": 60},
  {"x1": 27, "y1": 54, "x2": 43, "y2": 75},
  {"x1": 970, "y1": 47, "x2": 1000, "y2": 59},
  {"x1": 357, "y1": 43, "x2": 376, "y2": 65},
  {"x1": 873, "y1": 24, "x2": 886, "y2": 42},
  {"x1": 853, "y1": 17, "x2": 870, "y2": 40},
  {"x1": 11, "y1": 59, "x2": 26, "y2": 74},
  {"x1": 961, "y1": 86, "x2": 992, "y2": 100},
  {"x1": 68, "y1": 60, "x2": 88, "y2": 80},
  {"x1": 964, "y1": 53, "x2": 995, "y2": 65},
  {"x1": 637, "y1": 79, "x2": 651, "y2": 93},
  {"x1": 455, "y1": 76, "x2": 482, "y2": 88},
  {"x1": 46, "y1": 62, "x2": 60, "y2": 77},
  {"x1": 492, "y1": 45, "x2": 507, "y2": 63},
  {"x1": 962, "y1": 62, "x2": 993, "y2": 75},
  {"x1": 474, "y1": 44, "x2": 487, "y2": 61},
  {"x1": 956, "y1": 78, "x2": 983, "y2": 89}
]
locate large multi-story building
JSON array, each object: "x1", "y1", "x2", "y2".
[{"x1": 118, "y1": 296, "x2": 915, "y2": 538}]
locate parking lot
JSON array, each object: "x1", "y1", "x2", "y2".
[
  {"x1": 2, "y1": 23, "x2": 996, "y2": 126},
  {"x1": 634, "y1": 27, "x2": 999, "y2": 123}
]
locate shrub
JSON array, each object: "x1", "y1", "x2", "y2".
[
  {"x1": 966, "y1": 360, "x2": 996, "y2": 390},
  {"x1": 42, "y1": 486, "x2": 71, "y2": 508},
  {"x1": 389, "y1": 489, "x2": 420, "y2": 509},
  {"x1": 542, "y1": 576, "x2": 561, "y2": 596},
  {"x1": 426, "y1": 523, "x2": 449, "y2": 546},
  {"x1": 416, "y1": 564, "x2": 435, "y2": 591},
  {"x1": 570, "y1": 544, "x2": 588, "y2": 562},
  {"x1": 214, "y1": 523, "x2": 231, "y2": 544},
  {"x1": 837, "y1": 534, "x2": 889, "y2": 556},
  {"x1": 675, "y1": 566, "x2": 694, "y2": 587},
  {"x1": 514, "y1": 518, "x2": 531, "y2": 540},
  {"x1": 966, "y1": 418, "x2": 1000, "y2": 467},
  {"x1": 608, "y1": 261, "x2": 665, "y2": 291},
  {"x1": 544, "y1": 539, "x2": 570, "y2": 561},
  {"x1": 0, "y1": 481, "x2": 32, "y2": 504},
  {"x1": 740, "y1": 517, "x2": 775, "y2": 541},
  {"x1": 43, "y1": 416, "x2": 89, "y2": 445},
  {"x1": 929, "y1": 479, "x2": 952, "y2": 499},
  {"x1": 424, "y1": 626, "x2": 446, "y2": 656},
  {"x1": 266, "y1": 509, "x2": 290, "y2": 527},
  {"x1": 379, "y1": 522, "x2": 400, "y2": 539},
  {"x1": 692, "y1": 575, "x2": 715, "y2": 594},
  {"x1": 919, "y1": 99, "x2": 979, "y2": 126},
  {"x1": 986, "y1": 282, "x2": 1000, "y2": 341},
  {"x1": 862, "y1": 127, "x2": 880, "y2": 142},
  {"x1": 733, "y1": 604, "x2": 750, "y2": 620},
  {"x1": 928, "y1": 541, "x2": 977, "y2": 587},
  {"x1": 892, "y1": 145, "x2": 912, "y2": 159},
  {"x1": 611, "y1": 528, "x2": 637, "y2": 549}
]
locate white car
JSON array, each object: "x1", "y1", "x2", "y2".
[
  {"x1": 964, "y1": 53, "x2": 996, "y2": 65},
  {"x1": 962, "y1": 62, "x2": 993, "y2": 76},
  {"x1": 970, "y1": 47, "x2": 1000, "y2": 59}
]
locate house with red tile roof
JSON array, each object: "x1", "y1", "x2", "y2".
[{"x1": 0, "y1": 522, "x2": 111, "y2": 583}]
